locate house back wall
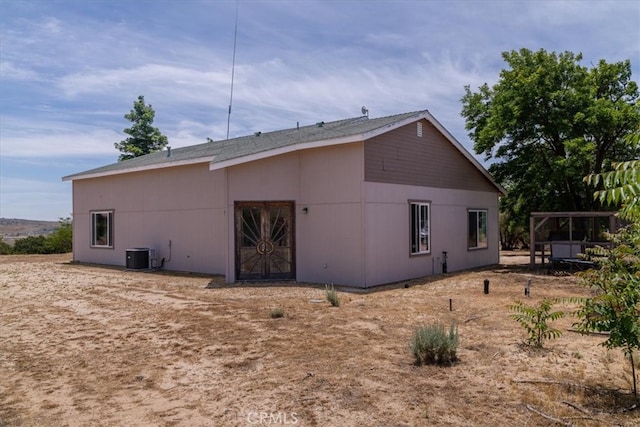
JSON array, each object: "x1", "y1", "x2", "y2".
[
  {"x1": 223, "y1": 143, "x2": 366, "y2": 285},
  {"x1": 71, "y1": 163, "x2": 227, "y2": 274},
  {"x1": 363, "y1": 182, "x2": 499, "y2": 286},
  {"x1": 362, "y1": 119, "x2": 500, "y2": 286}
]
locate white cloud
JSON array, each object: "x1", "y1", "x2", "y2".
[
  {"x1": 1, "y1": 121, "x2": 122, "y2": 158},
  {"x1": 57, "y1": 64, "x2": 230, "y2": 100},
  {"x1": 0, "y1": 61, "x2": 42, "y2": 81},
  {"x1": 41, "y1": 17, "x2": 63, "y2": 34},
  {"x1": 0, "y1": 0, "x2": 637, "y2": 221}
]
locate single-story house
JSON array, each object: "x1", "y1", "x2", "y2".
[{"x1": 63, "y1": 110, "x2": 506, "y2": 288}]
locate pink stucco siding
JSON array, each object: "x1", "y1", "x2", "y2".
[
  {"x1": 72, "y1": 163, "x2": 227, "y2": 274},
  {"x1": 224, "y1": 143, "x2": 366, "y2": 284},
  {"x1": 363, "y1": 182, "x2": 499, "y2": 286},
  {"x1": 69, "y1": 119, "x2": 501, "y2": 288}
]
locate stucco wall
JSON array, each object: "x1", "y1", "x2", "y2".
[
  {"x1": 363, "y1": 181, "x2": 500, "y2": 287},
  {"x1": 72, "y1": 163, "x2": 227, "y2": 274},
  {"x1": 224, "y1": 143, "x2": 365, "y2": 285},
  {"x1": 70, "y1": 122, "x2": 501, "y2": 287}
]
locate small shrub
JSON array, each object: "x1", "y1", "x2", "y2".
[
  {"x1": 411, "y1": 322, "x2": 458, "y2": 365},
  {"x1": 0, "y1": 239, "x2": 13, "y2": 255},
  {"x1": 12, "y1": 235, "x2": 48, "y2": 254},
  {"x1": 509, "y1": 298, "x2": 564, "y2": 348},
  {"x1": 270, "y1": 308, "x2": 285, "y2": 319},
  {"x1": 325, "y1": 284, "x2": 340, "y2": 307},
  {"x1": 5, "y1": 218, "x2": 73, "y2": 255},
  {"x1": 46, "y1": 217, "x2": 73, "y2": 253}
]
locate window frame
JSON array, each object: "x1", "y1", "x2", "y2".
[
  {"x1": 409, "y1": 201, "x2": 430, "y2": 256},
  {"x1": 468, "y1": 208, "x2": 488, "y2": 250},
  {"x1": 90, "y1": 210, "x2": 114, "y2": 248}
]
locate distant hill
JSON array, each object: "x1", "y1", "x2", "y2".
[{"x1": 0, "y1": 218, "x2": 61, "y2": 244}]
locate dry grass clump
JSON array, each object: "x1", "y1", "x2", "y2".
[
  {"x1": 325, "y1": 284, "x2": 340, "y2": 307},
  {"x1": 410, "y1": 322, "x2": 458, "y2": 365}
]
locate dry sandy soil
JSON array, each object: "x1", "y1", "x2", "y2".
[{"x1": 1, "y1": 252, "x2": 638, "y2": 427}]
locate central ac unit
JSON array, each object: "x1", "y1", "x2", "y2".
[{"x1": 126, "y1": 248, "x2": 155, "y2": 270}]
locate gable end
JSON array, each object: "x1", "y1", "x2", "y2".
[{"x1": 364, "y1": 119, "x2": 498, "y2": 192}]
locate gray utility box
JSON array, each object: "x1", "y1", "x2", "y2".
[{"x1": 126, "y1": 248, "x2": 154, "y2": 269}]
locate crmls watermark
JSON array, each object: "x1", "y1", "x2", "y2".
[{"x1": 246, "y1": 411, "x2": 299, "y2": 425}]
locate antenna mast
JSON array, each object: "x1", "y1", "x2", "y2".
[{"x1": 226, "y1": 0, "x2": 239, "y2": 140}]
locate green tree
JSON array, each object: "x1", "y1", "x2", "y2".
[
  {"x1": 13, "y1": 235, "x2": 48, "y2": 254},
  {"x1": 461, "y1": 49, "x2": 640, "y2": 231},
  {"x1": 114, "y1": 95, "x2": 169, "y2": 161},
  {"x1": 585, "y1": 133, "x2": 640, "y2": 222},
  {"x1": 575, "y1": 133, "x2": 640, "y2": 400},
  {"x1": 45, "y1": 217, "x2": 73, "y2": 254},
  {"x1": 0, "y1": 238, "x2": 13, "y2": 255},
  {"x1": 499, "y1": 190, "x2": 528, "y2": 249},
  {"x1": 6, "y1": 218, "x2": 73, "y2": 255}
]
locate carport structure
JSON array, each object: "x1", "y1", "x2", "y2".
[{"x1": 529, "y1": 211, "x2": 620, "y2": 268}]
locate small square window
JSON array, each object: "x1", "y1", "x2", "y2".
[{"x1": 91, "y1": 211, "x2": 113, "y2": 248}]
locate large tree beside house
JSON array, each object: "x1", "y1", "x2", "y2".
[
  {"x1": 114, "y1": 95, "x2": 169, "y2": 161},
  {"x1": 461, "y1": 48, "x2": 640, "y2": 245}
]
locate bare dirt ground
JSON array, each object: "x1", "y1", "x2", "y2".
[{"x1": 1, "y1": 252, "x2": 638, "y2": 427}]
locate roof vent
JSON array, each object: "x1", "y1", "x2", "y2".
[
  {"x1": 316, "y1": 121, "x2": 324, "y2": 127},
  {"x1": 254, "y1": 131, "x2": 262, "y2": 136},
  {"x1": 167, "y1": 146, "x2": 171, "y2": 157}
]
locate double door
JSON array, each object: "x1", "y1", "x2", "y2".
[{"x1": 235, "y1": 201, "x2": 295, "y2": 281}]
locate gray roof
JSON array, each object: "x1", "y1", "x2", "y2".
[
  {"x1": 62, "y1": 109, "x2": 504, "y2": 195},
  {"x1": 63, "y1": 110, "x2": 428, "y2": 180}
]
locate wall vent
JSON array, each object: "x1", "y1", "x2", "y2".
[{"x1": 417, "y1": 122, "x2": 423, "y2": 137}]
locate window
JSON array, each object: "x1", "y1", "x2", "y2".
[
  {"x1": 468, "y1": 209, "x2": 487, "y2": 249},
  {"x1": 91, "y1": 211, "x2": 113, "y2": 248},
  {"x1": 410, "y1": 202, "x2": 430, "y2": 255}
]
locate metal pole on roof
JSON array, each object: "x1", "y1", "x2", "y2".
[{"x1": 226, "y1": 0, "x2": 239, "y2": 140}]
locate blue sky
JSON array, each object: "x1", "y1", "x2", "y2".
[{"x1": 1, "y1": 0, "x2": 638, "y2": 221}]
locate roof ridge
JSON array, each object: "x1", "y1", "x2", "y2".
[
  {"x1": 226, "y1": 109, "x2": 428, "y2": 140},
  {"x1": 63, "y1": 109, "x2": 436, "y2": 182}
]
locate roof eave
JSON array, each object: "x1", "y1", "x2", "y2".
[
  {"x1": 208, "y1": 112, "x2": 429, "y2": 172},
  {"x1": 62, "y1": 156, "x2": 215, "y2": 181},
  {"x1": 208, "y1": 134, "x2": 364, "y2": 171},
  {"x1": 208, "y1": 110, "x2": 506, "y2": 196}
]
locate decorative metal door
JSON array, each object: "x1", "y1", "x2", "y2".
[{"x1": 235, "y1": 201, "x2": 295, "y2": 281}]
